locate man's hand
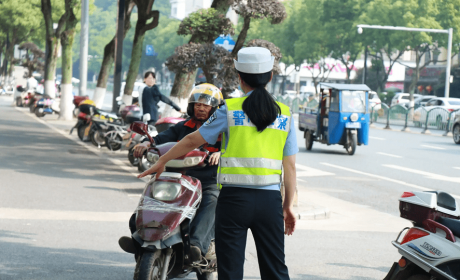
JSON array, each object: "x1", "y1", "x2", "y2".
[
  {"x1": 133, "y1": 141, "x2": 150, "y2": 158},
  {"x1": 208, "y1": 152, "x2": 221, "y2": 166},
  {"x1": 283, "y1": 206, "x2": 296, "y2": 235}
]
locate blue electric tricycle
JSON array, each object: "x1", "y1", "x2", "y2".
[{"x1": 298, "y1": 83, "x2": 370, "y2": 155}]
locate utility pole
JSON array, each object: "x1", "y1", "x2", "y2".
[
  {"x1": 363, "y1": 46, "x2": 368, "y2": 84},
  {"x1": 113, "y1": 0, "x2": 125, "y2": 112},
  {"x1": 79, "y1": 0, "x2": 89, "y2": 96}
]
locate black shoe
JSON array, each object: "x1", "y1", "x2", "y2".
[
  {"x1": 119, "y1": 236, "x2": 137, "y2": 254},
  {"x1": 190, "y1": 245, "x2": 202, "y2": 262}
]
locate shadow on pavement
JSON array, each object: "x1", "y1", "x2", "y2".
[{"x1": 0, "y1": 230, "x2": 134, "y2": 280}]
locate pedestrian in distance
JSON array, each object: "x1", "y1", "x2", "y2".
[
  {"x1": 138, "y1": 46, "x2": 298, "y2": 280},
  {"x1": 141, "y1": 71, "x2": 181, "y2": 125}
]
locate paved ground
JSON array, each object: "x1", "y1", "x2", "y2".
[{"x1": 1, "y1": 94, "x2": 460, "y2": 279}]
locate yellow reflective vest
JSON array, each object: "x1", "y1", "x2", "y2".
[{"x1": 218, "y1": 97, "x2": 291, "y2": 186}]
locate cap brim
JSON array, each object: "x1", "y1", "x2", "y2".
[{"x1": 233, "y1": 57, "x2": 275, "y2": 74}]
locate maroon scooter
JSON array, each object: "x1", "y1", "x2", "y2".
[{"x1": 128, "y1": 121, "x2": 217, "y2": 280}]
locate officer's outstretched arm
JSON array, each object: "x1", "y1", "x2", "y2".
[{"x1": 138, "y1": 131, "x2": 207, "y2": 179}]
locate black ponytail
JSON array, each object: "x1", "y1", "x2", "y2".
[{"x1": 238, "y1": 71, "x2": 281, "y2": 132}]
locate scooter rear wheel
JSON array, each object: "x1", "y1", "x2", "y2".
[
  {"x1": 134, "y1": 250, "x2": 164, "y2": 280},
  {"x1": 34, "y1": 107, "x2": 45, "y2": 118},
  {"x1": 77, "y1": 124, "x2": 91, "y2": 142},
  {"x1": 90, "y1": 129, "x2": 106, "y2": 147}
]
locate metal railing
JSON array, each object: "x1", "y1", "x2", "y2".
[{"x1": 370, "y1": 103, "x2": 459, "y2": 135}]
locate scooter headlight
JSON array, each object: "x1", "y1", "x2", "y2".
[
  {"x1": 146, "y1": 152, "x2": 160, "y2": 163},
  {"x1": 151, "y1": 182, "x2": 181, "y2": 201},
  {"x1": 350, "y1": 113, "x2": 359, "y2": 122},
  {"x1": 183, "y1": 157, "x2": 202, "y2": 166}
]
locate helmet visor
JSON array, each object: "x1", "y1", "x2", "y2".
[{"x1": 188, "y1": 93, "x2": 220, "y2": 107}]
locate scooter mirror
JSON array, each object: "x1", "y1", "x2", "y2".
[{"x1": 129, "y1": 121, "x2": 155, "y2": 144}]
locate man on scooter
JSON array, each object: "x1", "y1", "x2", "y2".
[{"x1": 119, "y1": 83, "x2": 223, "y2": 264}]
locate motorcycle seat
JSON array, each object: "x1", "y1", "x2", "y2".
[{"x1": 438, "y1": 217, "x2": 460, "y2": 238}]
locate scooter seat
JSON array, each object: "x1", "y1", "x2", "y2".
[{"x1": 438, "y1": 217, "x2": 460, "y2": 238}]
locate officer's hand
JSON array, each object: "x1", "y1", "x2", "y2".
[
  {"x1": 283, "y1": 206, "x2": 296, "y2": 236},
  {"x1": 133, "y1": 142, "x2": 150, "y2": 158},
  {"x1": 208, "y1": 152, "x2": 221, "y2": 166},
  {"x1": 138, "y1": 160, "x2": 165, "y2": 179}
]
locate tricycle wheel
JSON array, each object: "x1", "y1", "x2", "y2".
[
  {"x1": 345, "y1": 131, "x2": 357, "y2": 155},
  {"x1": 305, "y1": 130, "x2": 313, "y2": 151}
]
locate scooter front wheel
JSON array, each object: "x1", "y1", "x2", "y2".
[
  {"x1": 134, "y1": 250, "x2": 164, "y2": 280},
  {"x1": 35, "y1": 107, "x2": 45, "y2": 118}
]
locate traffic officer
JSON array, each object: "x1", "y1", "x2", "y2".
[{"x1": 138, "y1": 47, "x2": 298, "y2": 280}]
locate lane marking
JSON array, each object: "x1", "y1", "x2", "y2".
[
  {"x1": 128, "y1": 194, "x2": 142, "y2": 197},
  {"x1": 383, "y1": 164, "x2": 460, "y2": 184},
  {"x1": 0, "y1": 207, "x2": 132, "y2": 221},
  {"x1": 454, "y1": 167, "x2": 460, "y2": 170},
  {"x1": 421, "y1": 145, "x2": 446, "y2": 150},
  {"x1": 370, "y1": 136, "x2": 385, "y2": 140},
  {"x1": 296, "y1": 163, "x2": 334, "y2": 177},
  {"x1": 377, "y1": 152, "x2": 402, "y2": 158},
  {"x1": 320, "y1": 162, "x2": 431, "y2": 191}
]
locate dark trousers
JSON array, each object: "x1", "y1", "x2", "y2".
[
  {"x1": 129, "y1": 183, "x2": 219, "y2": 255},
  {"x1": 215, "y1": 187, "x2": 290, "y2": 280},
  {"x1": 190, "y1": 183, "x2": 219, "y2": 254}
]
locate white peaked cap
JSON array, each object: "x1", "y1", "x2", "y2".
[{"x1": 233, "y1": 47, "x2": 275, "y2": 74}]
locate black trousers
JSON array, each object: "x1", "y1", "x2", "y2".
[{"x1": 215, "y1": 187, "x2": 290, "y2": 280}]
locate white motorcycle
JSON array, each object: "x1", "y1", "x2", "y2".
[{"x1": 384, "y1": 191, "x2": 460, "y2": 280}]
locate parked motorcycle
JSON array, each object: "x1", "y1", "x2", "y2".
[
  {"x1": 384, "y1": 191, "x2": 460, "y2": 280},
  {"x1": 34, "y1": 97, "x2": 61, "y2": 117},
  {"x1": 127, "y1": 121, "x2": 217, "y2": 280}
]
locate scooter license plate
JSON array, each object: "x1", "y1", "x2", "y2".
[{"x1": 345, "y1": 122, "x2": 361, "y2": 129}]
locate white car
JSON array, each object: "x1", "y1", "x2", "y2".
[
  {"x1": 407, "y1": 95, "x2": 437, "y2": 108},
  {"x1": 391, "y1": 93, "x2": 421, "y2": 106},
  {"x1": 369, "y1": 91, "x2": 381, "y2": 110},
  {"x1": 413, "y1": 97, "x2": 460, "y2": 128},
  {"x1": 284, "y1": 90, "x2": 297, "y2": 100}
]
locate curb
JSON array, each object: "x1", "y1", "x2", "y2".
[{"x1": 296, "y1": 207, "x2": 330, "y2": 220}]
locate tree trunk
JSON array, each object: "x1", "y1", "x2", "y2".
[
  {"x1": 231, "y1": 16, "x2": 251, "y2": 57},
  {"x1": 93, "y1": 0, "x2": 134, "y2": 108},
  {"x1": 93, "y1": 38, "x2": 115, "y2": 107},
  {"x1": 123, "y1": 20, "x2": 147, "y2": 102},
  {"x1": 60, "y1": 30, "x2": 76, "y2": 120}
]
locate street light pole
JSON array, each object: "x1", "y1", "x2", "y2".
[
  {"x1": 79, "y1": 0, "x2": 89, "y2": 97},
  {"x1": 357, "y1": 24, "x2": 453, "y2": 98}
]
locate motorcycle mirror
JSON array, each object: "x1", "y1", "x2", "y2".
[{"x1": 129, "y1": 121, "x2": 154, "y2": 143}]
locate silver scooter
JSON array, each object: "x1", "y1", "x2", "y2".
[{"x1": 384, "y1": 191, "x2": 460, "y2": 280}]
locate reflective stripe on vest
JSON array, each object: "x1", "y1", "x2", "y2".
[
  {"x1": 220, "y1": 157, "x2": 282, "y2": 170},
  {"x1": 218, "y1": 173, "x2": 282, "y2": 185}
]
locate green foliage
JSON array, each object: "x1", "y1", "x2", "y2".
[{"x1": 177, "y1": 8, "x2": 234, "y2": 43}]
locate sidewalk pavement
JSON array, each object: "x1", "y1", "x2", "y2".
[{"x1": 15, "y1": 106, "x2": 331, "y2": 221}]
